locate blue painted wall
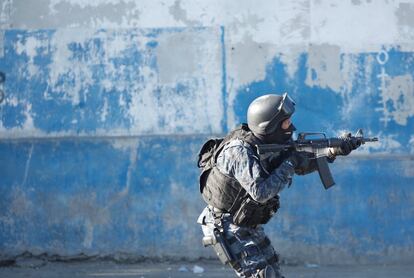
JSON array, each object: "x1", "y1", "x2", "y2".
[{"x1": 0, "y1": 25, "x2": 413, "y2": 264}]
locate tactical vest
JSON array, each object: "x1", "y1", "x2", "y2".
[{"x1": 197, "y1": 124, "x2": 281, "y2": 227}]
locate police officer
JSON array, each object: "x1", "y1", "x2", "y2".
[{"x1": 197, "y1": 93, "x2": 359, "y2": 278}]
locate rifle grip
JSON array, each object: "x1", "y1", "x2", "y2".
[{"x1": 316, "y1": 157, "x2": 335, "y2": 189}]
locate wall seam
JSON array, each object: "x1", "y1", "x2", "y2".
[{"x1": 220, "y1": 25, "x2": 228, "y2": 134}]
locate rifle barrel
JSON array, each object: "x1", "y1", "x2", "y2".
[{"x1": 363, "y1": 137, "x2": 378, "y2": 142}]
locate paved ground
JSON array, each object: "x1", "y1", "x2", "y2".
[{"x1": 1, "y1": 259, "x2": 414, "y2": 278}]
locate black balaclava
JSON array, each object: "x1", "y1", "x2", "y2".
[{"x1": 254, "y1": 123, "x2": 296, "y2": 144}]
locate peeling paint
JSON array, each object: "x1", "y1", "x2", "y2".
[
  {"x1": 0, "y1": 0, "x2": 11, "y2": 30},
  {"x1": 305, "y1": 43, "x2": 343, "y2": 91},
  {"x1": 156, "y1": 30, "x2": 209, "y2": 84},
  {"x1": 68, "y1": 192, "x2": 110, "y2": 226},
  {"x1": 10, "y1": 187, "x2": 32, "y2": 217},
  {"x1": 15, "y1": 34, "x2": 48, "y2": 78},
  {"x1": 401, "y1": 160, "x2": 414, "y2": 177},
  {"x1": 0, "y1": 27, "x2": 224, "y2": 136},
  {"x1": 380, "y1": 74, "x2": 414, "y2": 126},
  {"x1": 21, "y1": 144, "x2": 34, "y2": 187},
  {"x1": 1, "y1": 0, "x2": 412, "y2": 52},
  {"x1": 83, "y1": 220, "x2": 94, "y2": 248},
  {"x1": 0, "y1": 31, "x2": 3, "y2": 57},
  {"x1": 397, "y1": 2, "x2": 414, "y2": 40},
  {"x1": 100, "y1": 97, "x2": 109, "y2": 122},
  {"x1": 21, "y1": 0, "x2": 140, "y2": 29},
  {"x1": 410, "y1": 135, "x2": 414, "y2": 154},
  {"x1": 48, "y1": 28, "x2": 98, "y2": 105},
  {"x1": 227, "y1": 36, "x2": 275, "y2": 89},
  {"x1": 278, "y1": 45, "x2": 304, "y2": 80},
  {"x1": 169, "y1": 0, "x2": 200, "y2": 26},
  {"x1": 311, "y1": 0, "x2": 401, "y2": 52},
  {"x1": 109, "y1": 138, "x2": 139, "y2": 151}
]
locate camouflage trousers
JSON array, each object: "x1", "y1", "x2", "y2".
[{"x1": 198, "y1": 206, "x2": 284, "y2": 278}]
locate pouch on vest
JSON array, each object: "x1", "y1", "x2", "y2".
[
  {"x1": 232, "y1": 196, "x2": 280, "y2": 227},
  {"x1": 197, "y1": 138, "x2": 223, "y2": 169}
]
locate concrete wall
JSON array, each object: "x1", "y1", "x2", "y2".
[{"x1": 0, "y1": 0, "x2": 413, "y2": 264}]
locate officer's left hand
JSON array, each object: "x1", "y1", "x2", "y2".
[
  {"x1": 285, "y1": 151, "x2": 310, "y2": 169},
  {"x1": 330, "y1": 133, "x2": 362, "y2": 156}
]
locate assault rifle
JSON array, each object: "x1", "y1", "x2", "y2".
[{"x1": 255, "y1": 129, "x2": 378, "y2": 189}]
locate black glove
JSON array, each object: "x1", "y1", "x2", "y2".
[
  {"x1": 330, "y1": 133, "x2": 361, "y2": 156},
  {"x1": 285, "y1": 152, "x2": 309, "y2": 169}
]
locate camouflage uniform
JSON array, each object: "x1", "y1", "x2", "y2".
[{"x1": 198, "y1": 139, "x2": 295, "y2": 278}]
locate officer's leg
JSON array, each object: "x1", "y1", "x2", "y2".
[
  {"x1": 222, "y1": 221, "x2": 284, "y2": 278},
  {"x1": 254, "y1": 229, "x2": 283, "y2": 278},
  {"x1": 257, "y1": 265, "x2": 277, "y2": 278},
  {"x1": 198, "y1": 210, "x2": 283, "y2": 278},
  {"x1": 199, "y1": 208, "x2": 239, "y2": 266}
]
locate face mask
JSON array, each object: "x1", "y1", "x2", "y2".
[{"x1": 262, "y1": 123, "x2": 296, "y2": 144}]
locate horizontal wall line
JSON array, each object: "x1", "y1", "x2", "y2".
[
  {"x1": 0, "y1": 133, "x2": 223, "y2": 141},
  {"x1": 342, "y1": 154, "x2": 414, "y2": 160},
  {"x1": 0, "y1": 134, "x2": 412, "y2": 160}
]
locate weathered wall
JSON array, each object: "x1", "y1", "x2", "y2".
[{"x1": 0, "y1": 0, "x2": 413, "y2": 264}]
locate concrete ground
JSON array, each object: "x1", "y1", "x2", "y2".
[{"x1": 1, "y1": 259, "x2": 414, "y2": 278}]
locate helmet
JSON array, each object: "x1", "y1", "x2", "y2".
[{"x1": 247, "y1": 93, "x2": 295, "y2": 135}]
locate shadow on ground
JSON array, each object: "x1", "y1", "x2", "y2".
[{"x1": 1, "y1": 259, "x2": 413, "y2": 278}]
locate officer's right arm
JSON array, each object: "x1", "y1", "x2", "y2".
[{"x1": 216, "y1": 140, "x2": 295, "y2": 204}]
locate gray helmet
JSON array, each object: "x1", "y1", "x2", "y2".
[{"x1": 247, "y1": 93, "x2": 295, "y2": 135}]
